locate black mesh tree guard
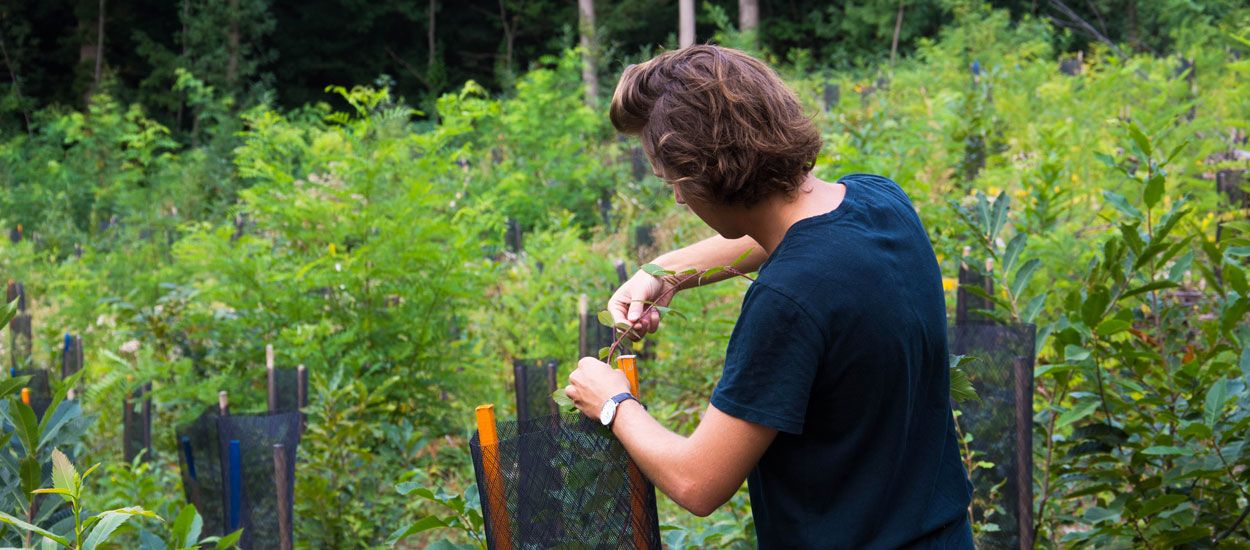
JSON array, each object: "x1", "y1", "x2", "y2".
[
  {"x1": 6, "y1": 282, "x2": 31, "y2": 373},
  {"x1": 267, "y1": 368, "x2": 304, "y2": 413},
  {"x1": 123, "y1": 383, "x2": 152, "y2": 462},
  {"x1": 950, "y1": 323, "x2": 1036, "y2": 550},
  {"x1": 176, "y1": 409, "x2": 302, "y2": 549},
  {"x1": 956, "y1": 253, "x2": 995, "y2": 325},
  {"x1": 512, "y1": 359, "x2": 558, "y2": 424},
  {"x1": 471, "y1": 411, "x2": 661, "y2": 549},
  {"x1": 12, "y1": 369, "x2": 51, "y2": 419}
]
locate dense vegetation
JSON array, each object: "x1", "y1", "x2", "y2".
[{"x1": 1, "y1": 0, "x2": 1250, "y2": 547}]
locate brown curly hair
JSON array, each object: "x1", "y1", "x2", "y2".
[{"x1": 609, "y1": 45, "x2": 822, "y2": 207}]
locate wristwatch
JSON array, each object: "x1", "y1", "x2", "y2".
[{"x1": 599, "y1": 392, "x2": 641, "y2": 427}]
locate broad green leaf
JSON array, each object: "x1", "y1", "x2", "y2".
[
  {"x1": 1010, "y1": 259, "x2": 1040, "y2": 299},
  {"x1": 51, "y1": 448, "x2": 77, "y2": 495},
  {"x1": 641, "y1": 263, "x2": 673, "y2": 277},
  {"x1": 598, "y1": 347, "x2": 610, "y2": 361},
  {"x1": 1102, "y1": 191, "x2": 1142, "y2": 220},
  {"x1": 1204, "y1": 378, "x2": 1231, "y2": 427},
  {"x1": 1002, "y1": 234, "x2": 1026, "y2": 274},
  {"x1": 990, "y1": 191, "x2": 1009, "y2": 242},
  {"x1": 1084, "y1": 506, "x2": 1121, "y2": 524},
  {"x1": 214, "y1": 529, "x2": 243, "y2": 549},
  {"x1": 551, "y1": 389, "x2": 574, "y2": 409},
  {"x1": 19, "y1": 457, "x2": 40, "y2": 497},
  {"x1": 1121, "y1": 280, "x2": 1179, "y2": 300},
  {"x1": 1225, "y1": 264, "x2": 1248, "y2": 297},
  {"x1": 1021, "y1": 293, "x2": 1046, "y2": 324},
  {"x1": 0, "y1": 510, "x2": 70, "y2": 546},
  {"x1": 1240, "y1": 347, "x2": 1250, "y2": 388},
  {"x1": 1056, "y1": 400, "x2": 1099, "y2": 429},
  {"x1": 82, "y1": 507, "x2": 162, "y2": 550},
  {"x1": 1163, "y1": 140, "x2": 1189, "y2": 167},
  {"x1": 12, "y1": 400, "x2": 39, "y2": 455},
  {"x1": 171, "y1": 504, "x2": 203, "y2": 549},
  {"x1": 1168, "y1": 251, "x2": 1193, "y2": 282},
  {"x1": 1142, "y1": 445, "x2": 1191, "y2": 456},
  {"x1": 730, "y1": 248, "x2": 753, "y2": 267},
  {"x1": 1064, "y1": 345, "x2": 1090, "y2": 362},
  {"x1": 0, "y1": 377, "x2": 30, "y2": 403},
  {"x1": 699, "y1": 266, "x2": 724, "y2": 284},
  {"x1": 1127, "y1": 122, "x2": 1152, "y2": 158},
  {"x1": 1143, "y1": 173, "x2": 1165, "y2": 209},
  {"x1": 1095, "y1": 319, "x2": 1130, "y2": 336},
  {"x1": 596, "y1": 310, "x2": 613, "y2": 328},
  {"x1": 0, "y1": 299, "x2": 16, "y2": 329},
  {"x1": 386, "y1": 516, "x2": 448, "y2": 545},
  {"x1": 949, "y1": 365, "x2": 979, "y2": 403}
]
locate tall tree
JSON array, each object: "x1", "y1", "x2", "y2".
[
  {"x1": 738, "y1": 0, "x2": 758, "y2": 32},
  {"x1": 578, "y1": 0, "x2": 598, "y2": 107},
  {"x1": 679, "y1": 0, "x2": 694, "y2": 48}
]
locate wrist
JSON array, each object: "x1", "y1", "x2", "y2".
[{"x1": 609, "y1": 397, "x2": 646, "y2": 436}]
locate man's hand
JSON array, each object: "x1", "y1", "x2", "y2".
[
  {"x1": 566, "y1": 357, "x2": 633, "y2": 419},
  {"x1": 608, "y1": 270, "x2": 674, "y2": 341}
]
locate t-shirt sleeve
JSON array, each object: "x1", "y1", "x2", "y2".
[{"x1": 711, "y1": 283, "x2": 825, "y2": 434}]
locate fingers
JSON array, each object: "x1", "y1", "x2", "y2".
[{"x1": 626, "y1": 299, "x2": 644, "y2": 323}]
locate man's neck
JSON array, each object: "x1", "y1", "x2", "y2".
[{"x1": 743, "y1": 174, "x2": 845, "y2": 254}]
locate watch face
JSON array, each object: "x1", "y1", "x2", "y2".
[{"x1": 599, "y1": 399, "x2": 617, "y2": 426}]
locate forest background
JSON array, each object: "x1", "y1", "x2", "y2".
[{"x1": 2, "y1": 0, "x2": 1250, "y2": 548}]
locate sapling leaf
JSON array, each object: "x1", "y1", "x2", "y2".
[
  {"x1": 0, "y1": 299, "x2": 16, "y2": 329},
  {"x1": 51, "y1": 448, "x2": 77, "y2": 495},
  {"x1": 949, "y1": 356, "x2": 979, "y2": 403},
  {"x1": 1204, "y1": 378, "x2": 1231, "y2": 427},
  {"x1": 699, "y1": 266, "x2": 724, "y2": 285},
  {"x1": 1002, "y1": 234, "x2": 1026, "y2": 274},
  {"x1": 0, "y1": 510, "x2": 70, "y2": 546},
  {"x1": 730, "y1": 248, "x2": 754, "y2": 267},
  {"x1": 641, "y1": 263, "x2": 673, "y2": 277},
  {"x1": 1127, "y1": 123, "x2": 1152, "y2": 158},
  {"x1": 598, "y1": 347, "x2": 610, "y2": 361},
  {"x1": 551, "y1": 389, "x2": 575, "y2": 410},
  {"x1": 676, "y1": 268, "x2": 698, "y2": 276},
  {"x1": 1164, "y1": 140, "x2": 1189, "y2": 167},
  {"x1": 1143, "y1": 173, "x2": 1164, "y2": 209},
  {"x1": 596, "y1": 310, "x2": 613, "y2": 328}
]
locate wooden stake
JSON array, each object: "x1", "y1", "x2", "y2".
[
  {"x1": 617, "y1": 355, "x2": 649, "y2": 549},
  {"x1": 475, "y1": 404, "x2": 512, "y2": 550},
  {"x1": 296, "y1": 365, "x2": 307, "y2": 409},
  {"x1": 20, "y1": 388, "x2": 29, "y2": 406},
  {"x1": 273, "y1": 443, "x2": 293, "y2": 550},
  {"x1": 267, "y1": 346, "x2": 277, "y2": 412},
  {"x1": 218, "y1": 390, "x2": 229, "y2": 416}
]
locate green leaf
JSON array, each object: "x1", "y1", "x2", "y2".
[
  {"x1": 641, "y1": 263, "x2": 673, "y2": 277},
  {"x1": 0, "y1": 299, "x2": 16, "y2": 329},
  {"x1": 1056, "y1": 399, "x2": 1099, "y2": 429},
  {"x1": 214, "y1": 529, "x2": 243, "y2": 550},
  {"x1": 597, "y1": 347, "x2": 610, "y2": 361},
  {"x1": 698, "y1": 266, "x2": 724, "y2": 285},
  {"x1": 386, "y1": 516, "x2": 448, "y2": 545},
  {"x1": 1225, "y1": 264, "x2": 1248, "y2": 297},
  {"x1": 1121, "y1": 280, "x2": 1179, "y2": 300},
  {"x1": 1002, "y1": 234, "x2": 1026, "y2": 274},
  {"x1": 1204, "y1": 378, "x2": 1231, "y2": 427},
  {"x1": 1103, "y1": 191, "x2": 1142, "y2": 220},
  {"x1": 1010, "y1": 259, "x2": 1040, "y2": 299},
  {"x1": 1128, "y1": 122, "x2": 1152, "y2": 158},
  {"x1": 1021, "y1": 293, "x2": 1046, "y2": 324},
  {"x1": 1240, "y1": 347, "x2": 1250, "y2": 388},
  {"x1": 730, "y1": 248, "x2": 753, "y2": 267},
  {"x1": 1143, "y1": 173, "x2": 1165, "y2": 209},
  {"x1": 29, "y1": 488, "x2": 71, "y2": 497},
  {"x1": 19, "y1": 457, "x2": 40, "y2": 498},
  {"x1": 0, "y1": 377, "x2": 30, "y2": 403},
  {"x1": 1163, "y1": 140, "x2": 1189, "y2": 167},
  {"x1": 171, "y1": 504, "x2": 203, "y2": 549},
  {"x1": 949, "y1": 364, "x2": 979, "y2": 403},
  {"x1": 12, "y1": 400, "x2": 40, "y2": 455},
  {"x1": 551, "y1": 389, "x2": 574, "y2": 410},
  {"x1": 82, "y1": 507, "x2": 162, "y2": 550},
  {"x1": 1064, "y1": 345, "x2": 1090, "y2": 362},
  {"x1": 596, "y1": 310, "x2": 614, "y2": 328},
  {"x1": 0, "y1": 510, "x2": 70, "y2": 546},
  {"x1": 990, "y1": 191, "x2": 1009, "y2": 242},
  {"x1": 1142, "y1": 445, "x2": 1192, "y2": 456},
  {"x1": 1095, "y1": 319, "x2": 1130, "y2": 337},
  {"x1": 51, "y1": 449, "x2": 77, "y2": 496},
  {"x1": 1084, "y1": 506, "x2": 1121, "y2": 524}
]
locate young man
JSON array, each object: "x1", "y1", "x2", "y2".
[{"x1": 564, "y1": 45, "x2": 974, "y2": 548}]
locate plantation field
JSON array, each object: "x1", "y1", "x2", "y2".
[{"x1": 1, "y1": 1, "x2": 1249, "y2": 548}]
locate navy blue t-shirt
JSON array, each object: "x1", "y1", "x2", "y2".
[{"x1": 710, "y1": 173, "x2": 973, "y2": 548}]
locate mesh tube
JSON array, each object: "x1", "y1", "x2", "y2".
[
  {"x1": 512, "y1": 359, "x2": 558, "y2": 424},
  {"x1": 950, "y1": 324, "x2": 1036, "y2": 550},
  {"x1": 215, "y1": 412, "x2": 302, "y2": 550},
  {"x1": 176, "y1": 410, "x2": 227, "y2": 537},
  {"x1": 471, "y1": 412, "x2": 661, "y2": 549},
  {"x1": 269, "y1": 368, "x2": 301, "y2": 412}
]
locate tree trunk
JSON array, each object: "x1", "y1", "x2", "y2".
[
  {"x1": 428, "y1": 0, "x2": 437, "y2": 73},
  {"x1": 227, "y1": 0, "x2": 240, "y2": 85},
  {"x1": 890, "y1": 0, "x2": 904, "y2": 66},
  {"x1": 578, "y1": 0, "x2": 598, "y2": 106},
  {"x1": 679, "y1": 0, "x2": 695, "y2": 48},
  {"x1": 94, "y1": 0, "x2": 105, "y2": 92},
  {"x1": 498, "y1": 0, "x2": 514, "y2": 75},
  {"x1": 738, "y1": 0, "x2": 758, "y2": 32}
]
